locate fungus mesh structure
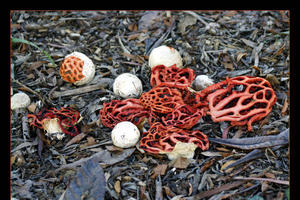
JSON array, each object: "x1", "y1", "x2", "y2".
[
  {"x1": 60, "y1": 56, "x2": 85, "y2": 83},
  {"x1": 139, "y1": 122, "x2": 209, "y2": 154},
  {"x1": 139, "y1": 85, "x2": 185, "y2": 114},
  {"x1": 205, "y1": 76, "x2": 277, "y2": 131},
  {"x1": 27, "y1": 107, "x2": 80, "y2": 136},
  {"x1": 99, "y1": 98, "x2": 149, "y2": 129},
  {"x1": 150, "y1": 64, "x2": 195, "y2": 87},
  {"x1": 161, "y1": 104, "x2": 204, "y2": 129}
]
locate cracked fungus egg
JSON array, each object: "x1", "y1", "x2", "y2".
[
  {"x1": 111, "y1": 121, "x2": 140, "y2": 148},
  {"x1": 192, "y1": 75, "x2": 214, "y2": 91},
  {"x1": 113, "y1": 73, "x2": 143, "y2": 98},
  {"x1": 59, "y1": 52, "x2": 95, "y2": 86},
  {"x1": 11, "y1": 92, "x2": 31, "y2": 110},
  {"x1": 148, "y1": 45, "x2": 183, "y2": 69}
]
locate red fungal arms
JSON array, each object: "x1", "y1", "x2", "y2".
[
  {"x1": 205, "y1": 76, "x2": 277, "y2": 131},
  {"x1": 99, "y1": 98, "x2": 149, "y2": 129},
  {"x1": 99, "y1": 63, "x2": 277, "y2": 157},
  {"x1": 139, "y1": 122, "x2": 209, "y2": 154},
  {"x1": 150, "y1": 64, "x2": 195, "y2": 87},
  {"x1": 27, "y1": 107, "x2": 80, "y2": 136}
]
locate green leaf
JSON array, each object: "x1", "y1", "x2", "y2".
[{"x1": 11, "y1": 37, "x2": 57, "y2": 68}]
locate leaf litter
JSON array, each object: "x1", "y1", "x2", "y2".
[{"x1": 11, "y1": 10, "x2": 289, "y2": 199}]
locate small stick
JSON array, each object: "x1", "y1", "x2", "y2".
[
  {"x1": 117, "y1": 32, "x2": 131, "y2": 55},
  {"x1": 233, "y1": 176, "x2": 289, "y2": 185},
  {"x1": 208, "y1": 129, "x2": 289, "y2": 150},
  {"x1": 155, "y1": 175, "x2": 163, "y2": 200},
  {"x1": 51, "y1": 84, "x2": 106, "y2": 98},
  {"x1": 12, "y1": 79, "x2": 54, "y2": 106},
  {"x1": 22, "y1": 112, "x2": 30, "y2": 140}
]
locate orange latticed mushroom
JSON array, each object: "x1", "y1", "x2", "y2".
[
  {"x1": 27, "y1": 107, "x2": 81, "y2": 139},
  {"x1": 150, "y1": 64, "x2": 195, "y2": 87},
  {"x1": 205, "y1": 76, "x2": 277, "y2": 131},
  {"x1": 161, "y1": 104, "x2": 205, "y2": 129},
  {"x1": 139, "y1": 122, "x2": 209, "y2": 155},
  {"x1": 99, "y1": 98, "x2": 149, "y2": 129},
  {"x1": 59, "y1": 52, "x2": 95, "y2": 86},
  {"x1": 139, "y1": 84, "x2": 185, "y2": 114}
]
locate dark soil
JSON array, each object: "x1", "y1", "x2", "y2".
[{"x1": 10, "y1": 10, "x2": 289, "y2": 200}]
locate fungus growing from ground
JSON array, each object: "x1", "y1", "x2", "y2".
[
  {"x1": 27, "y1": 107, "x2": 80, "y2": 140},
  {"x1": 59, "y1": 52, "x2": 95, "y2": 86},
  {"x1": 113, "y1": 73, "x2": 143, "y2": 98},
  {"x1": 150, "y1": 64, "x2": 195, "y2": 87},
  {"x1": 139, "y1": 122, "x2": 209, "y2": 159},
  {"x1": 148, "y1": 45, "x2": 183, "y2": 69},
  {"x1": 111, "y1": 121, "x2": 140, "y2": 148},
  {"x1": 204, "y1": 76, "x2": 277, "y2": 131},
  {"x1": 99, "y1": 98, "x2": 149, "y2": 129},
  {"x1": 139, "y1": 84, "x2": 185, "y2": 114},
  {"x1": 161, "y1": 104, "x2": 204, "y2": 129}
]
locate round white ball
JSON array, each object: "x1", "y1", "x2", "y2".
[
  {"x1": 192, "y1": 75, "x2": 214, "y2": 91},
  {"x1": 65, "y1": 52, "x2": 95, "y2": 86},
  {"x1": 148, "y1": 45, "x2": 183, "y2": 68},
  {"x1": 111, "y1": 121, "x2": 140, "y2": 148},
  {"x1": 113, "y1": 73, "x2": 143, "y2": 98},
  {"x1": 11, "y1": 92, "x2": 31, "y2": 110}
]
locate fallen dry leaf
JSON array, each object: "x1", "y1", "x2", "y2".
[
  {"x1": 220, "y1": 160, "x2": 236, "y2": 173},
  {"x1": 151, "y1": 164, "x2": 168, "y2": 179},
  {"x1": 114, "y1": 180, "x2": 121, "y2": 194},
  {"x1": 105, "y1": 145, "x2": 123, "y2": 152},
  {"x1": 63, "y1": 158, "x2": 106, "y2": 200},
  {"x1": 165, "y1": 142, "x2": 198, "y2": 160},
  {"x1": 65, "y1": 133, "x2": 86, "y2": 147},
  {"x1": 261, "y1": 181, "x2": 269, "y2": 192},
  {"x1": 86, "y1": 137, "x2": 96, "y2": 146},
  {"x1": 169, "y1": 157, "x2": 191, "y2": 169},
  {"x1": 236, "y1": 52, "x2": 247, "y2": 63},
  {"x1": 200, "y1": 158, "x2": 217, "y2": 173},
  {"x1": 27, "y1": 102, "x2": 37, "y2": 113},
  {"x1": 281, "y1": 97, "x2": 289, "y2": 116}
]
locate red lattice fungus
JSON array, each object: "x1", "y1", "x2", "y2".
[
  {"x1": 60, "y1": 56, "x2": 85, "y2": 83},
  {"x1": 99, "y1": 98, "x2": 149, "y2": 129},
  {"x1": 150, "y1": 64, "x2": 195, "y2": 87},
  {"x1": 205, "y1": 76, "x2": 277, "y2": 131},
  {"x1": 139, "y1": 84, "x2": 185, "y2": 114},
  {"x1": 27, "y1": 107, "x2": 80, "y2": 136},
  {"x1": 139, "y1": 122, "x2": 209, "y2": 154},
  {"x1": 161, "y1": 104, "x2": 204, "y2": 129}
]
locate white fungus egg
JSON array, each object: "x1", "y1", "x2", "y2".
[
  {"x1": 11, "y1": 92, "x2": 31, "y2": 110},
  {"x1": 192, "y1": 75, "x2": 214, "y2": 91},
  {"x1": 113, "y1": 73, "x2": 143, "y2": 98},
  {"x1": 148, "y1": 45, "x2": 183, "y2": 69},
  {"x1": 111, "y1": 121, "x2": 140, "y2": 148}
]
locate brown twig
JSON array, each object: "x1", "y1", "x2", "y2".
[
  {"x1": 51, "y1": 84, "x2": 106, "y2": 98},
  {"x1": 233, "y1": 176, "x2": 289, "y2": 185},
  {"x1": 208, "y1": 129, "x2": 289, "y2": 150}
]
